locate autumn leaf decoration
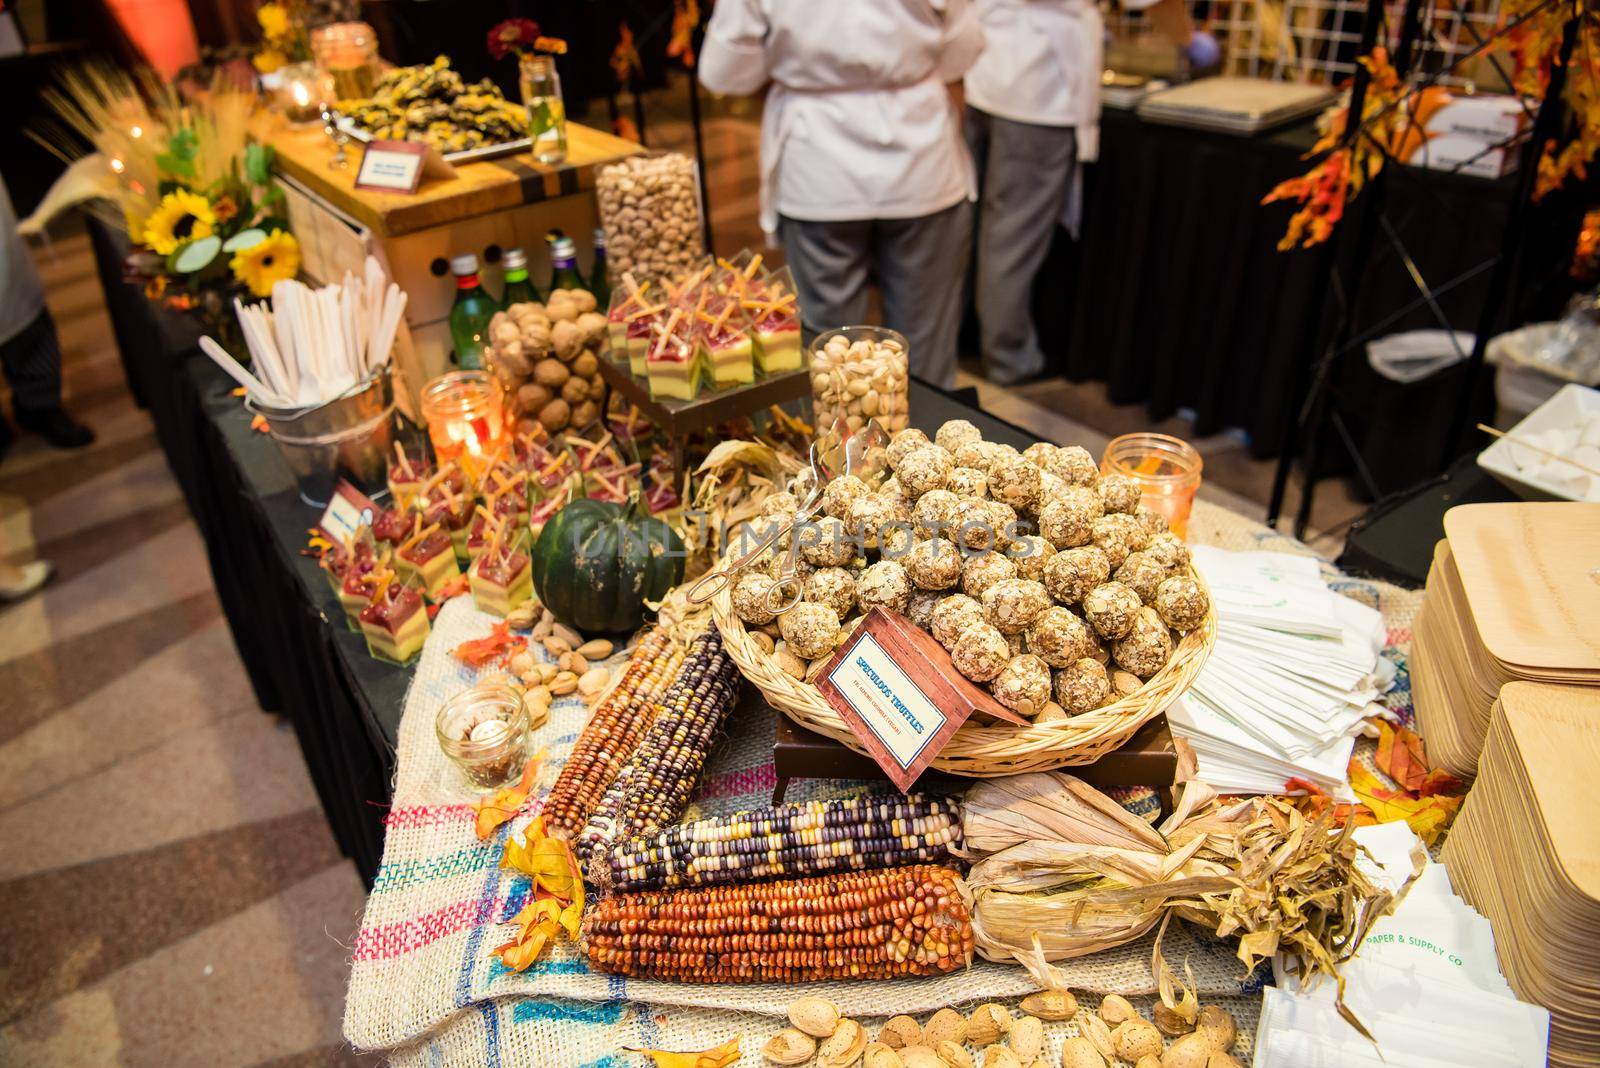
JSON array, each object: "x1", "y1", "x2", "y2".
[
  {"x1": 623, "y1": 1038, "x2": 741, "y2": 1068},
  {"x1": 1501, "y1": 0, "x2": 1600, "y2": 198},
  {"x1": 473, "y1": 752, "x2": 546, "y2": 841},
  {"x1": 1262, "y1": 48, "x2": 1407, "y2": 250},
  {"x1": 453, "y1": 620, "x2": 528, "y2": 668},
  {"x1": 1286, "y1": 719, "x2": 1465, "y2": 845},
  {"x1": 495, "y1": 813, "x2": 585, "y2": 972}
]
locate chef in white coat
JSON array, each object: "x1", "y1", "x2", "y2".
[
  {"x1": 700, "y1": 0, "x2": 984, "y2": 389},
  {"x1": 964, "y1": 0, "x2": 1219, "y2": 384}
]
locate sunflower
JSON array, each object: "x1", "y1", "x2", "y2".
[
  {"x1": 143, "y1": 191, "x2": 216, "y2": 256},
  {"x1": 230, "y1": 229, "x2": 300, "y2": 297},
  {"x1": 256, "y1": 3, "x2": 290, "y2": 40}
]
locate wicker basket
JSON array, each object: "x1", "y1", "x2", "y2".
[{"x1": 712, "y1": 566, "x2": 1216, "y2": 777}]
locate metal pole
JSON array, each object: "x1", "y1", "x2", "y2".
[
  {"x1": 686, "y1": 48, "x2": 714, "y2": 254},
  {"x1": 1446, "y1": 9, "x2": 1581, "y2": 455}
]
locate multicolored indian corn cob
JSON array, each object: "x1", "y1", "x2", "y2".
[
  {"x1": 583, "y1": 865, "x2": 974, "y2": 983},
  {"x1": 576, "y1": 627, "x2": 741, "y2": 864},
  {"x1": 603, "y1": 795, "x2": 963, "y2": 894},
  {"x1": 544, "y1": 628, "x2": 684, "y2": 838}
]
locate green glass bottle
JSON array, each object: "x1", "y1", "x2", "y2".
[
  {"x1": 500, "y1": 247, "x2": 541, "y2": 307},
  {"x1": 588, "y1": 227, "x2": 612, "y2": 309},
  {"x1": 448, "y1": 253, "x2": 498, "y2": 370},
  {"x1": 546, "y1": 232, "x2": 586, "y2": 294}
]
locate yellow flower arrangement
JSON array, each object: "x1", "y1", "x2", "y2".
[
  {"x1": 257, "y1": 3, "x2": 289, "y2": 38},
  {"x1": 252, "y1": 49, "x2": 288, "y2": 75},
  {"x1": 230, "y1": 229, "x2": 300, "y2": 296},
  {"x1": 143, "y1": 190, "x2": 217, "y2": 255}
]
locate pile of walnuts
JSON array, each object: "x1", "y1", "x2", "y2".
[
  {"x1": 484, "y1": 288, "x2": 609, "y2": 435},
  {"x1": 730, "y1": 420, "x2": 1212, "y2": 721}
]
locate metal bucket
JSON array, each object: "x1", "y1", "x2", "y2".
[{"x1": 248, "y1": 369, "x2": 396, "y2": 507}]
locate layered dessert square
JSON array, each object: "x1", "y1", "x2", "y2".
[
  {"x1": 398, "y1": 527, "x2": 461, "y2": 598},
  {"x1": 469, "y1": 546, "x2": 534, "y2": 618},
  {"x1": 387, "y1": 447, "x2": 430, "y2": 506},
  {"x1": 424, "y1": 491, "x2": 474, "y2": 563},
  {"x1": 697, "y1": 304, "x2": 755, "y2": 388},
  {"x1": 646, "y1": 313, "x2": 703, "y2": 402},
  {"x1": 338, "y1": 561, "x2": 382, "y2": 628},
  {"x1": 748, "y1": 269, "x2": 803, "y2": 373},
  {"x1": 359, "y1": 583, "x2": 430, "y2": 665},
  {"x1": 320, "y1": 537, "x2": 374, "y2": 598},
  {"x1": 371, "y1": 506, "x2": 413, "y2": 549}
]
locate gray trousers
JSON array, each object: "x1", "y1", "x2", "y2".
[
  {"x1": 964, "y1": 105, "x2": 1077, "y2": 385},
  {"x1": 778, "y1": 201, "x2": 970, "y2": 389}
]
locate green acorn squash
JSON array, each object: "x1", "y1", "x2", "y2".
[{"x1": 531, "y1": 497, "x2": 684, "y2": 633}]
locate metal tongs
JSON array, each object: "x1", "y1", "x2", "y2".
[{"x1": 687, "y1": 417, "x2": 890, "y2": 609}]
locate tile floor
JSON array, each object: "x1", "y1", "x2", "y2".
[{"x1": 0, "y1": 231, "x2": 374, "y2": 1066}]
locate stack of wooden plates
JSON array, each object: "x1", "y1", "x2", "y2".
[
  {"x1": 1441, "y1": 681, "x2": 1600, "y2": 1066},
  {"x1": 1412, "y1": 502, "x2": 1600, "y2": 777}
]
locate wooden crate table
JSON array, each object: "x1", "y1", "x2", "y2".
[
  {"x1": 258, "y1": 115, "x2": 644, "y2": 415},
  {"x1": 771, "y1": 711, "x2": 1183, "y2": 806}
]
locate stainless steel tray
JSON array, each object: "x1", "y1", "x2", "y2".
[{"x1": 335, "y1": 115, "x2": 533, "y2": 165}]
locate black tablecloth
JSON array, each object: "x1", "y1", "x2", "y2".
[{"x1": 1036, "y1": 108, "x2": 1524, "y2": 491}]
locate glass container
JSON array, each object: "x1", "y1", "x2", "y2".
[
  {"x1": 277, "y1": 61, "x2": 325, "y2": 125},
  {"x1": 808, "y1": 326, "x2": 910, "y2": 436},
  {"x1": 435, "y1": 678, "x2": 530, "y2": 788},
  {"x1": 1101, "y1": 432, "x2": 1203, "y2": 538},
  {"x1": 420, "y1": 371, "x2": 506, "y2": 482},
  {"x1": 519, "y1": 54, "x2": 569, "y2": 165},
  {"x1": 311, "y1": 21, "x2": 379, "y2": 102}
]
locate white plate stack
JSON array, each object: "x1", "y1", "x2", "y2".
[
  {"x1": 1167, "y1": 547, "x2": 1390, "y2": 797},
  {"x1": 1441, "y1": 681, "x2": 1600, "y2": 1066}
]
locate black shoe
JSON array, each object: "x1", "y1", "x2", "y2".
[{"x1": 15, "y1": 406, "x2": 95, "y2": 449}]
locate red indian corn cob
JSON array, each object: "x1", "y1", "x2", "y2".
[
  {"x1": 544, "y1": 628, "x2": 684, "y2": 837},
  {"x1": 583, "y1": 865, "x2": 974, "y2": 983}
]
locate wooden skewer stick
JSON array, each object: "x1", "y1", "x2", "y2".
[{"x1": 1478, "y1": 423, "x2": 1600, "y2": 479}]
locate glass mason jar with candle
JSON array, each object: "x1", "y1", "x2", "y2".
[
  {"x1": 1101, "y1": 432, "x2": 1204, "y2": 537},
  {"x1": 311, "y1": 21, "x2": 379, "y2": 103},
  {"x1": 519, "y1": 54, "x2": 568, "y2": 165},
  {"x1": 421, "y1": 371, "x2": 506, "y2": 481},
  {"x1": 435, "y1": 678, "x2": 530, "y2": 788}
]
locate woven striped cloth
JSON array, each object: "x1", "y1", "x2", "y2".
[{"x1": 343, "y1": 498, "x2": 1423, "y2": 1064}]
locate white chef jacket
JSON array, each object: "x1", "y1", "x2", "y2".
[
  {"x1": 964, "y1": 0, "x2": 1162, "y2": 163},
  {"x1": 699, "y1": 0, "x2": 986, "y2": 236}
]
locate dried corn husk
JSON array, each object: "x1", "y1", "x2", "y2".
[{"x1": 961, "y1": 772, "x2": 1406, "y2": 1038}]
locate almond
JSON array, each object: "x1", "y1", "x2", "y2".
[
  {"x1": 1020, "y1": 990, "x2": 1077, "y2": 1022},
  {"x1": 788, "y1": 996, "x2": 840, "y2": 1038},
  {"x1": 763, "y1": 1029, "x2": 816, "y2": 1066}
]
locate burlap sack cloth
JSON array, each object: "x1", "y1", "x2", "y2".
[{"x1": 344, "y1": 499, "x2": 1423, "y2": 1064}]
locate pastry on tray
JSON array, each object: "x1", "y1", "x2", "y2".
[
  {"x1": 359, "y1": 580, "x2": 430, "y2": 666},
  {"x1": 338, "y1": 556, "x2": 384, "y2": 628},
  {"x1": 422, "y1": 487, "x2": 474, "y2": 562},
  {"x1": 697, "y1": 300, "x2": 755, "y2": 388},
  {"x1": 387, "y1": 446, "x2": 431, "y2": 506},
  {"x1": 371, "y1": 506, "x2": 413, "y2": 548},
  {"x1": 645, "y1": 310, "x2": 703, "y2": 401},
  {"x1": 749, "y1": 270, "x2": 802, "y2": 373}
]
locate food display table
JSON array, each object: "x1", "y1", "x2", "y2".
[{"x1": 261, "y1": 117, "x2": 642, "y2": 413}]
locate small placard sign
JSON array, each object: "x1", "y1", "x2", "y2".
[
  {"x1": 318, "y1": 480, "x2": 380, "y2": 544},
  {"x1": 354, "y1": 140, "x2": 428, "y2": 194},
  {"x1": 815, "y1": 608, "x2": 1027, "y2": 791}
]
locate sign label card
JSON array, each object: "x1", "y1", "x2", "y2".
[
  {"x1": 354, "y1": 140, "x2": 428, "y2": 194},
  {"x1": 318, "y1": 480, "x2": 380, "y2": 544},
  {"x1": 815, "y1": 608, "x2": 1028, "y2": 791}
]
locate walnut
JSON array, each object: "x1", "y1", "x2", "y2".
[
  {"x1": 576, "y1": 310, "x2": 608, "y2": 346},
  {"x1": 560, "y1": 376, "x2": 590, "y2": 406},
  {"x1": 537, "y1": 398, "x2": 571, "y2": 431},
  {"x1": 533, "y1": 358, "x2": 570, "y2": 389},
  {"x1": 571, "y1": 351, "x2": 599, "y2": 378},
  {"x1": 516, "y1": 382, "x2": 554, "y2": 414},
  {"x1": 570, "y1": 400, "x2": 598, "y2": 427},
  {"x1": 551, "y1": 320, "x2": 584, "y2": 361}
]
